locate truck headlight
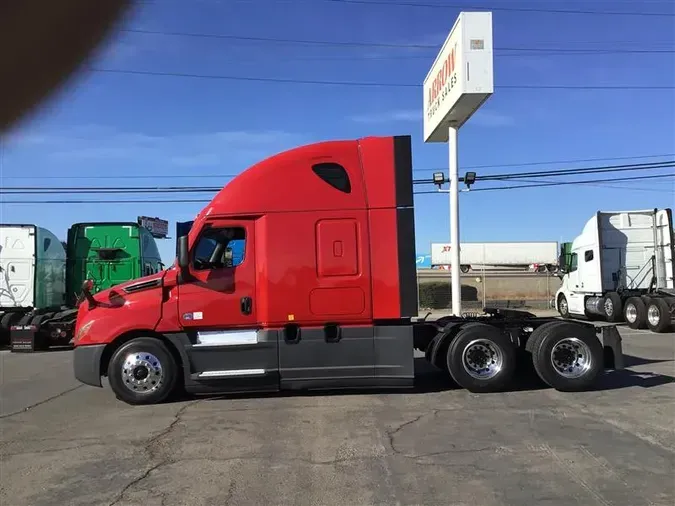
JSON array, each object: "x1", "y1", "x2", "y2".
[{"x1": 74, "y1": 320, "x2": 94, "y2": 343}]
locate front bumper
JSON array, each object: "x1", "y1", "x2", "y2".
[{"x1": 73, "y1": 344, "x2": 106, "y2": 387}]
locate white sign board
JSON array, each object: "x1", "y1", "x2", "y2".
[{"x1": 423, "y1": 11, "x2": 494, "y2": 142}]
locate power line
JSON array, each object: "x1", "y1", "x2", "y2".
[
  {"x1": 473, "y1": 173, "x2": 675, "y2": 191},
  {"x1": 87, "y1": 67, "x2": 675, "y2": 90},
  {"x1": 143, "y1": 0, "x2": 675, "y2": 17},
  {"x1": 497, "y1": 177, "x2": 675, "y2": 194},
  {"x1": 119, "y1": 28, "x2": 675, "y2": 54},
  {"x1": 4, "y1": 162, "x2": 674, "y2": 196},
  {"x1": 460, "y1": 153, "x2": 675, "y2": 171},
  {"x1": 5, "y1": 172, "x2": 673, "y2": 204},
  {"x1": 142, "y1": 50, "x2": 675, "y2": 63},
  {"x1": 3, "y1": 153, "x2": 672, "y2": 180},
  {"x1": 415, "y1": 173, "x2": 675, "y2": 194},
  {"x1": 475, "y1": 160, "x2": 675, "y2": 181},
  {"x1": 317, "y1": 0, "x2": 675, "y2": 17}
]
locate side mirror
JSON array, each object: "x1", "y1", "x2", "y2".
[
  {"x1": 177, "y1": 235, "x2": 189, "y2": 278},
  {"x1": 81, "y1": 279, "x2": 97, "y2": 308}
]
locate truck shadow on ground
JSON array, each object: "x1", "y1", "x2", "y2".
[{"x1": 191, "y1": 355, "x2": 674, "y2": 405}]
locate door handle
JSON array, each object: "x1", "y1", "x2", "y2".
[{"x1": 240, "y1": 296, "x2": 252, "y2": 315}]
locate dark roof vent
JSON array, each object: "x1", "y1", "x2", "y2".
[{"x1": 312, "y1": 162, "x2": 351, "y2": 194}]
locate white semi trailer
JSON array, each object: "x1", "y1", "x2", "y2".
[
  {"x1": 430, "y1": 241, "x2": 559, "y2": 273},
  {"x1": 555, "y1": 209, "x2": 674, "y2": 333}
]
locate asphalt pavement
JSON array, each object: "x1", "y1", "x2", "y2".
[{"x1": 1, "y1": 326, "x2": 674, "y2": 506}]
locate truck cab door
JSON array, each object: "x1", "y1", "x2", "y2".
[
  {"x1": 177, "y1": 218, "x2": 278, "y2": 390},
  {"x1": 565, "y1": 252, "x2": 586, "y2": 314}
]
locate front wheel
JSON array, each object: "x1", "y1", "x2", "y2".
[
  {"x1": 531, "y1": 322, "x2": 603, "y2": 391},
  {"x1": 107, "y1": 337, "x2": 179, "y2": 405},
  {"x1": 557, "y1": 294, "x2": 570, "y2": 318},
  {"x1": 446, "y1": 323, "x2": 516, "y2": 392},
  {"x1": 602, "y1": 292, "x2": 623, "y2": 323}
]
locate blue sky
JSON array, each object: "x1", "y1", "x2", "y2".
[{"x1": 1, "y1": 0, "x2": 674, "y2": 263}]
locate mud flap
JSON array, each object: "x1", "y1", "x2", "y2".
[
  {"x1": 600, "y1": 326, "x2": 624, "y2": 370},
  {"x1": 10, "y1": 324, "x2": 48, "y2": 352}
]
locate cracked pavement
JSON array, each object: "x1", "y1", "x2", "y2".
[{"x1": 1, "y1": 327, "x2": 674, "y2": 506}]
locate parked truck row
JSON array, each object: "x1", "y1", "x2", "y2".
[
  {"x1": 70, "y1": 135, "x2": 625, "y2": 406},
  {"x1": 555, "y1": 209, "x2": 675, "y2": 333},
  {"x1": 0, "y1": 221, "x2": 165, "y2": 350}
]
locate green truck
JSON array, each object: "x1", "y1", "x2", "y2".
[
  {"x1": 559, "y1": 242, "x2": 573, "y2": 273},
  {"x1": 0, "y1": 221, "x2": 164, "y2": 351}
]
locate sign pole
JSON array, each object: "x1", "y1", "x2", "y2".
[
  {"x1": 423, "y1": 11, "x2": 493, "y2": 316},
  {"x1": 448, "y1": 125, "x2": 461, "y2": 316}
]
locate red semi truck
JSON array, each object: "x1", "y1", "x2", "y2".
[{"x1": 72, "y1": 135, "x2": 624, "y2": 405}]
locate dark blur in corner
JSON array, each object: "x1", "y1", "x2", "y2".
[{"x1": 0, "y1": 0, "x2": 134, "y2": 136}]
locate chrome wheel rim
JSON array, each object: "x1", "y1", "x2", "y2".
[
  {"x1": 559, "y1": 298, "x2": 568, "y2": 315},
  {"x1": 604, "y1": 299, "x2": 614, "y2": 317},
  {"x1": 121, "y1": 352, "x2": 164, "y2": 394},
  {"x1": 625, "y1": 303, "x2": 637, "y2": 323},
  {"x1": 462, "y1": 339, "x2": 503, "y2": 380},
  {"x1": 551, "y1": 338, "x2": 592, "y2": 379},
  {"x1": 647, "y1": 305, "x2": 661, "y2": 327}
]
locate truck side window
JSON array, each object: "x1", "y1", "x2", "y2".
[
  {"x1": 569, "y1": 253, "x2": 578, "y2": 272},
  {"x1": 312, "y1": 163, "x2": 351, "y2": 194},
  {"x1": 192, "y1": 227, "x2": 246, "y2": 270},
  {"x1": 584, "y1": 250, "x2": 594, "y2": 262}
]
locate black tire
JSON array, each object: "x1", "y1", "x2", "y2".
[
  {"x1": 602, "y1": 292, "x2": 623, "y2": 323},
  {"x1": 460, "y1": 265, "x2": 470, "y2": 274},
  {"x1": 429, "y1": 321, "x2": 481, "y2": 371},
  {"x1": 531, "y1": 322, "x2": 603, "y2": 391},
  {"x1": 525, "y1": 320, "x2": 567, "y2": 354},
  {"x1": 557, "y1": 294, "x2": 570, "y2": 318},
  {"x1": 646, "y1": 298, "x2": 672, "y2": 333},
  {"x1": 446, "y1": 323, "x2": 516, "y2": 392},
  {"x1": 623, "y1": 297, "x2": 647, "y2": 330},
  {"x1": 107, "y1": 337, "x2": 178, "y2": 405},
  {"x1": 1, "y1": 312, "x2": 23, "y2": 331}
]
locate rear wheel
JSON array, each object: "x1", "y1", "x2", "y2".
[
  {"x1": 531, "y1": 322, "x2": 603, "y2": 391},
  {"x1": 107, "y1": 337, "x2": 178, "y2": 405},
  {"x1": 623, "y1": 297, "x2": 647, "y2": 329},
  {"x1": 646, "y1": 298, "x2": 672, "y2": 333},
  {"x1": 446, "y1": 323, "x2": 516, "y2": 392}
]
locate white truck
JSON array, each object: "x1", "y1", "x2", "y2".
[
  {"x1": 555, "y1": 209, "x2": 674, "y2": 333},
  {"x1": 0, "y1": 225, "x2": 68, "y2": 347},
  {"x1": 430, "y1": 241, "x2": 559, "y2": 273}
]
